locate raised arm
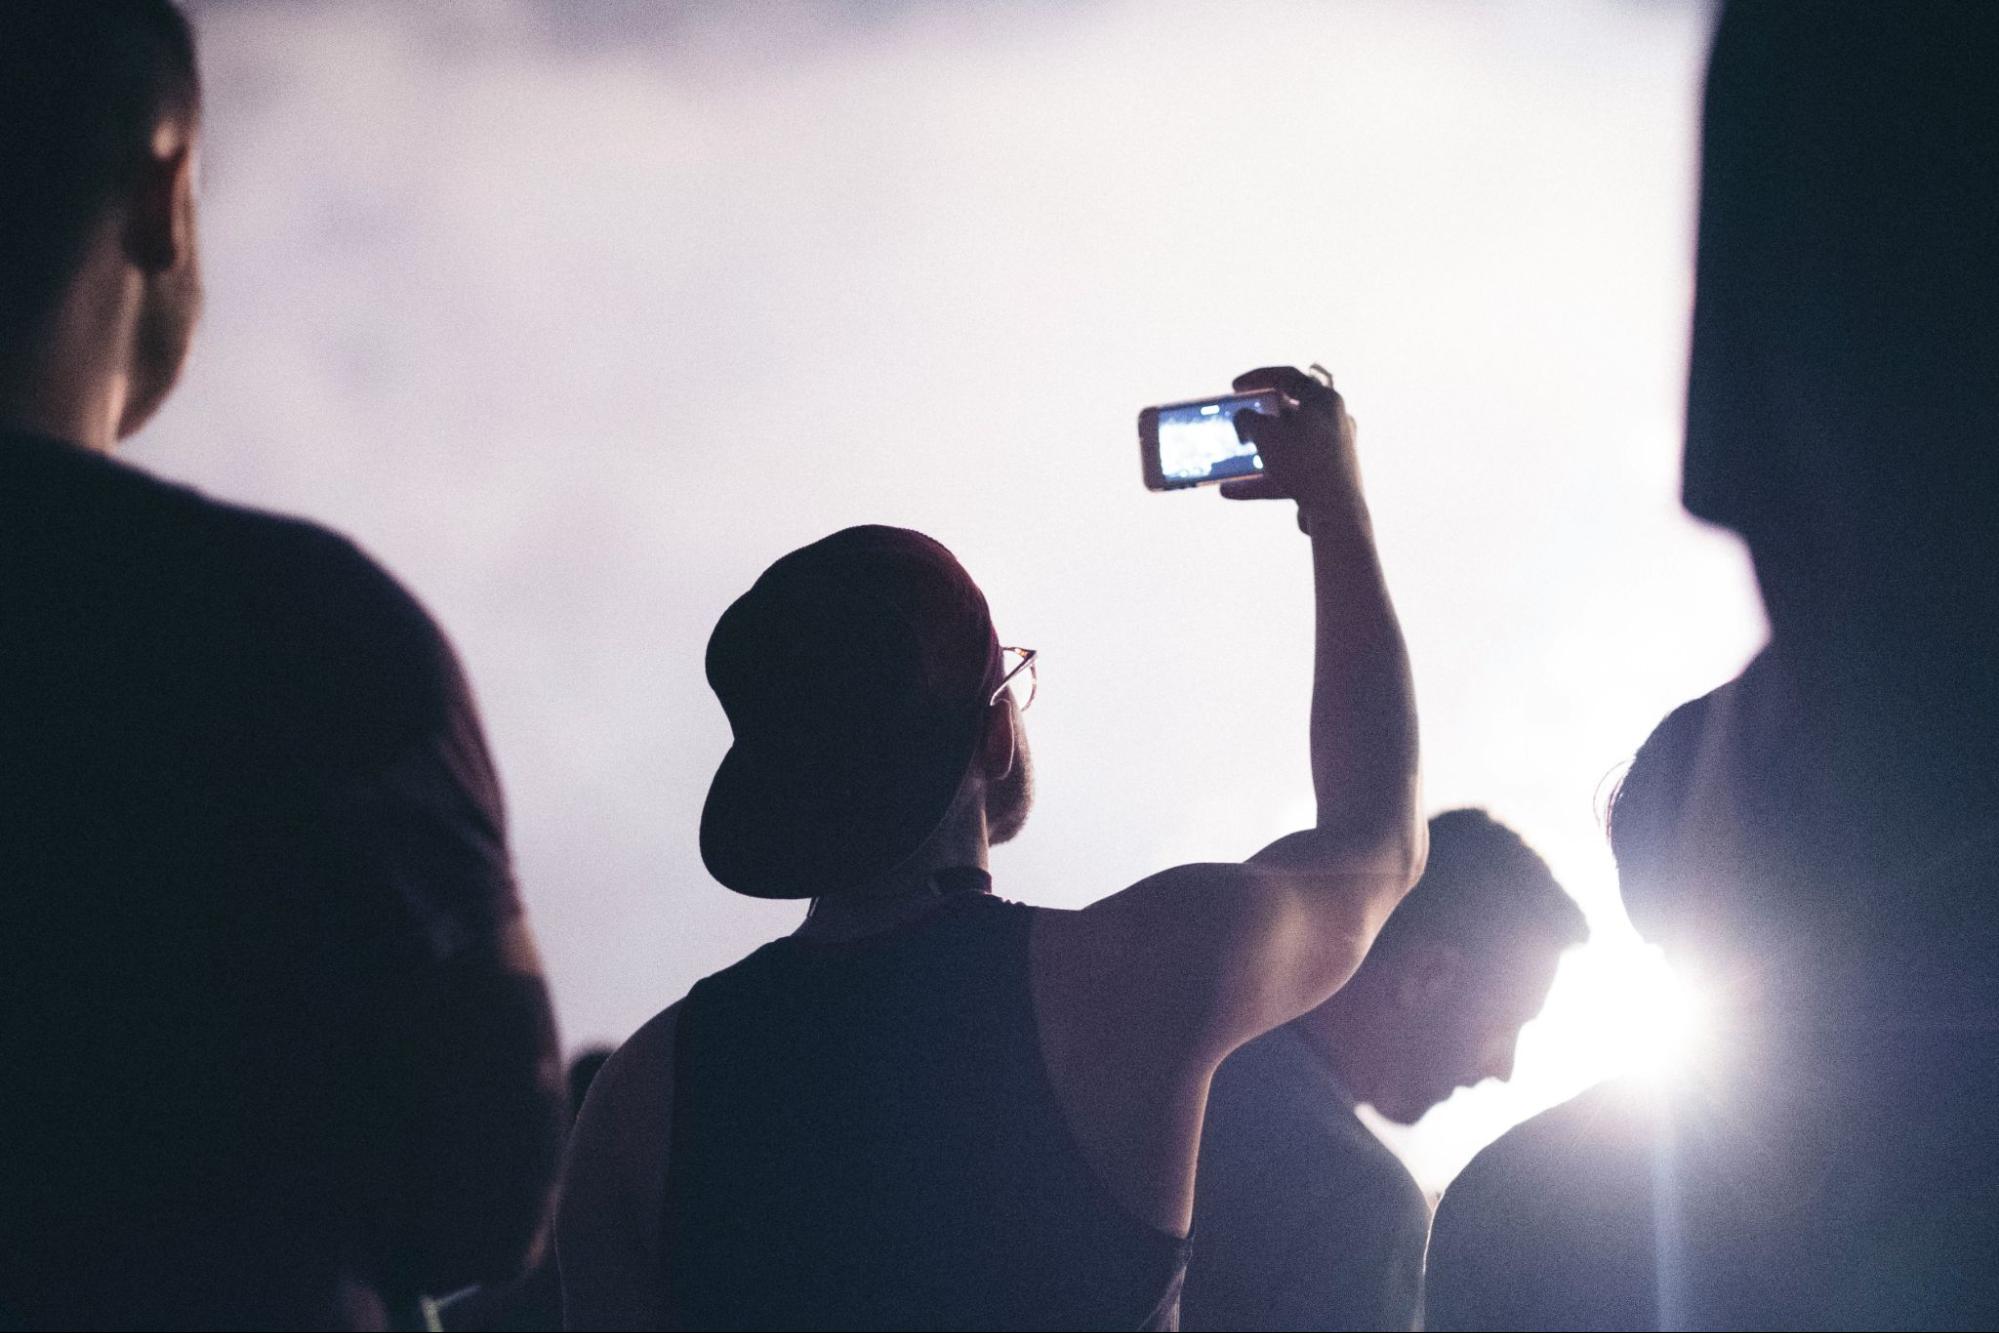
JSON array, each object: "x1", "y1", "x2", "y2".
[
  {"x1": 1207, "y1": 363, "x2": 1425, "y2": 1037},
  {"x1": 1030, "y1": 366, "x2": 1421, "y2": 1231},
  {"x1": 1055, "y1": 366, "x2": 1420, "y2": 1037},
  {"x1": 1242, "y1": 367, "x2": 1418, "y2": 866}
]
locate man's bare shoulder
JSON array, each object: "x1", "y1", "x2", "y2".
[
  {"x1": 557, "y1": 1001, "x2": 684, "y2": 1329},
  {"x1": 1026, "y1": 861, "x2": 1283, "y2": 1079},
  {"x1": 1031, "y1": 860, "x2": 1319, "y2": 986},
  {"x1": 583, "y1": 1001, "x2": 682, "y2": 1133},
  {"x1": 1037, "y1": 863, "x2": 1267, "y2": 929},
  {"x1": 620, "y1": 1001, "x2": 683, "y2": 1065}
]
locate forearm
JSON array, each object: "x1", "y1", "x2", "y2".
[{"x1": 1175, "y1": 366, "x2": 1425, "y2": 1048}]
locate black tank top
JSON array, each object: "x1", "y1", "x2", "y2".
[{"x1": 661, "y1": 891, "x2": 1189, "y2": 1331}]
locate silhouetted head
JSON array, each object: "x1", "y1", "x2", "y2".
[
  {"x1": 1687, "y1": 3, "x2": 1999, "y2": 658},
  {"x1": 1604, "y1": 667, "x2": 1883, "y2": 1017},
  {"x1": 1604, "y1": 690, "x2": 1716, "y2": 960},
  {"x1": 0, "y1": 2, "x2": 201, "y2": 442},
  {"x1": 1298, "y1": 809, "x2": 1588, "y2": 1124},
  {"x1": 700, "y1": 526, "x2": 1033, "y2": 900}
]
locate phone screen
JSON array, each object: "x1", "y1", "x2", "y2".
[{"x1": 1143, "y1": 389, "x2": 1282, "y2": 489}]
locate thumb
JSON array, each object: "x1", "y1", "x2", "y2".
[
  {"x1": 1220, "y1": 475, "x2": 1285, "y2": 501},
  {"x1": 1221, "y1": 407, "x2": 1282, "y2": 500},
  {"x1": 1233, "y1": 406, "x2": 1273, "y2": 447}
]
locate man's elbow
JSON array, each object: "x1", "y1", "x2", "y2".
[
  {"x1": 426, "y1": 1213, "x2": 549, "y2": 1297},
  {"x1": 385, "y1": 976, "x2": 568, "y2": 1294},
  {"x1": 1300, "y1": 808, "x2": 1427, "y2": 890}
]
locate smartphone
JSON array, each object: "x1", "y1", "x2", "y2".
[{"x1": 1138, "y1": 389, "x2": 1285, "y2": 491}]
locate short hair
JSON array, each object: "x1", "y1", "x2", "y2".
[
  {"x1": 1605, "y1": 692, "x2": 1710, "y2": 933},
  {"x1": 1368, "y1": 809, "x2": 1588, "y2": 967},
  {"x1": 0, "y1": 2, "x2": 199, "y2": 341}
]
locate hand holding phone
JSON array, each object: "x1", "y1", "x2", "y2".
[
  {"x1": 1216, "y1": 366, "x2": 1360, "y2": 520},
  {"x1": 1140, "y1": 366, "x2": 1360, "y2": 533}
]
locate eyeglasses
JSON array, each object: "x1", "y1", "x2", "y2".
[{"x1": 990, "y1": 646, "x2": 1039, "y2": 712}]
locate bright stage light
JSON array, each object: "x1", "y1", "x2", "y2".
[
  {"x1": 1625, "y1": 953, "x2": 1711, "y2": 1079},
  {"x1": 1520, "y1": 936, "x2": 1711, "y2": 1095},
  {"x1": 1362, "y1": 928, "x2": 1720, "y2": 1195}
]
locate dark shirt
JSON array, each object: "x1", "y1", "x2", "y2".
[
  {"x1": 1426, "y1": 661, "x2": 1999, "y2": 1332},
  {"x1": 0, "y1": 433, "x2": 563, "y2": 1331},
  {"x1": 1428, "y1": 1035, "x2": 1999, "y2": 1333},
  {"x1": 1426, "y1": 1079, "x2": 1672, "y2": 1332},
  {"x1": 435, "y1": 1259, "x2": 562, "y2": 1333},
  {"x1": 1183, "y1": 1026, "x2": 1430, "y2": 1332},
  {"x1": 662, "y1": 891, "x2": 1190, "y2": 1331}
]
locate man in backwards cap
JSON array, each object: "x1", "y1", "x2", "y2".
[{"x1": 559, "y1": 366, "x2": 1424, "y2": 1330}]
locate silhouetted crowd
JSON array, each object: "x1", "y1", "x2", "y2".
[{"x1": 5, "y1": 3, "x2": 1997, "y2": 1330}]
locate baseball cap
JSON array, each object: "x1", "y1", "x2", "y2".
[{"x1": 699, "y1": 526, "x2": 1002, "y2": 899}]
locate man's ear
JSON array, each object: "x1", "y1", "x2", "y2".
[
  {"x1": 980, "y1": 699, "x2": 1017, "y2": 782},
  {"x1": 125, "y1": 119, "x2": 197, "y2": 275},
  {"x1": 1392, "y1": 940, "x2": 1465, "y2": 1010}
]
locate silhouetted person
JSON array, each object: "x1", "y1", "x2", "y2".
[
  {"x1": 1183, "y1": 809, "x2": 1586, "y2": 1332},
  {"x1": 1426, "y1": 5, "x2": 1999, "y2": 1328},
  {"x1": 558, "y1": 366, "x2": 1425, "y2": 1330},
  {"x1": 0, "y1": 6, "x2": 564, "y2": 1328}
]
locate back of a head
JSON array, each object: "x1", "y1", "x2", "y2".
[
  {"x1": 701, "y1": 526, "x2": 1002, "y2": 900},
  {"x1": 1450, "y1": 685, "x2": 1999, "y2": 1330},
  {"x1": 1686, "y1": 3, "x2": 1999, "y2": 625},
  {"x1": 1604, "y1": 670, "x2": 1872, "y2": 1014},
  {"x1": 1371, "y1": 808, "x2": 1586, "y2": 967},
  {"x1": 1606, "y1": 692, "x2": 1712, "y2": 948},
  {"x1": 0, "y1": 2, "x2": 198, "y2": 349}
]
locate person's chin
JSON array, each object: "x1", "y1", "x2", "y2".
[{"x1": 1375, "y1": 1090, "x2": 1446, "y2": 1126}]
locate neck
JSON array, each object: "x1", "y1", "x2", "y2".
[
  {"x1": 0, "y1": 382, "x2": 121, "y2": 453},
  {"x1": 0, "y1": 240, "x2": 141, "y2": 454},
  {"x1": 1285, "y1": 982, "x2": 1376, "y2": 1099},
  {"x1": 795, "y1": 806, "x2": 991, "y2": 944}
]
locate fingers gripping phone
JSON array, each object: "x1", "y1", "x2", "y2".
[{"x1": 1138, "y1": 389, "x2": 1286, "y2": 491}]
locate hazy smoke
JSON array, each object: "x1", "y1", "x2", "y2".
[{"x1": 151, "y1": 0, "x2": 1749, "y2": 1188}]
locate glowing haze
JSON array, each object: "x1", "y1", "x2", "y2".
[{"x1": 153, "y1": 0, "x2": 1755, "y2": 1190}]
